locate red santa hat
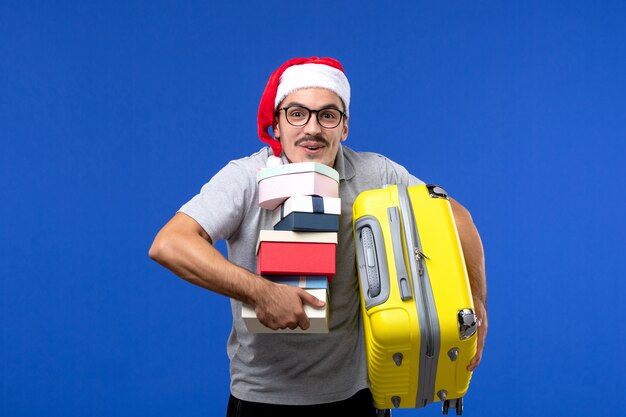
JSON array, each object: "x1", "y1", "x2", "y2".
[{"x1": 257, "y1": 57, "x2": 351, "y2": 158}]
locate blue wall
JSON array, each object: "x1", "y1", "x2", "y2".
[{"x1": 2, "y1": 1, "x2": 625, "y2": 416}]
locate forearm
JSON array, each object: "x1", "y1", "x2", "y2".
[
  {"x1": 149, "y1": 215, "x2": 266, "y2": 305},
  {"x1": 450, "y1": 199, "x2": 487, "y2": 306},
  {"x1": 459, "y1": 225, "x2": 487, "y2": 305},
  {"x1": 149, "y1": 213, "x2": 324, "y2": 331},
  {"x1": 450, "y1": 198, "x2": 488, "y2": 370}
]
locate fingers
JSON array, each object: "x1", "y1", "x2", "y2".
[
  {"x1": 467, "y1": 301, "x2": 488, "y2": 371},
  {"x1": 466, "y1": 333, "x2": 484, "y2": 371},
  {"x1": 258, "y1": 311, "x2": 308, "y2": 331},
  {"x1": 294, "y1": 289, "x2": 325, "y2": 330},
  {"x1": 297, "y1": 314, "x2": 310, "y2": 330},
  {"x1": 300, "y1": 289, "x2": 326, "y2": 308},
  {"x1": 281, "y1": 307, "x2": 311, "y2": 330},
  {"x1": 256, "y1": 286, "x2": 320, "y2": 331}
]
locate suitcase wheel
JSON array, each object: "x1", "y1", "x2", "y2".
[
  {"x1": 375, "y1": 409, "x2": 391, "y2": 417},
  {"x1": 442, "y1": 397, "x2": 463, "y2": 415}
]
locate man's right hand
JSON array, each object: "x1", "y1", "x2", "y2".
[{"x1": 252, "y1": 280, "x2": 326, "y2": 331}]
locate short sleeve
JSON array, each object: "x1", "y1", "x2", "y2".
[
  {"x1": 178, "y1": 159, "x2": 258, "y2": 242},
  {"x1": 378, "y1": 155, "x2": 424, "y2": 187}
]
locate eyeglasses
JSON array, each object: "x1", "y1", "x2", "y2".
[{"x1": 278, "y1": 106, "x2": 346, "y2": 129}]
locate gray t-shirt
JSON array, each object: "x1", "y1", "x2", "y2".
[{"x1": 179, "y1": 144, "x2": 423, "y2": 405}]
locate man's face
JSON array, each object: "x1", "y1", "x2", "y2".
[{"x1": 273, "y1": 88, "x2": 349, "y2": 167}]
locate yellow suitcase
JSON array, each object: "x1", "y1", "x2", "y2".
[{"x1": 353, "y1": 184, "x2": 478, "y2": 415}]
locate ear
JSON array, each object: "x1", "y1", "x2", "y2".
[
  {"x1": 273, "y1": 115, "x2": 281, "y2": 140},
  {"x1": 340, "y1": 118, "x2": 349, "y2": 142}
]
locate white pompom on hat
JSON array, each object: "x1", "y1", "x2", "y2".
[{"x1": 258, "y1": 57, "x2": 350, "y2": 158}]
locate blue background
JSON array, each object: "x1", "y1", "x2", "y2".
[{"x1": 2, "y1": 1, "x2": 625, "y2": 416}]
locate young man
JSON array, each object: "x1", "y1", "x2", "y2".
[{"x1": 149, "y1": 57, "x2": 488, "y2": 416}]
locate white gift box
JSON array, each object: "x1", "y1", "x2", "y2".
[
  {"x1": 257, "y1": 162, "x2": 339, "y2": 210},
  {"x1": 241, "y1": 288, "x2": 329, "y2": 333}
]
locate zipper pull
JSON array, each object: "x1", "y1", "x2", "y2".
[
  {"x1": 414, "y1": 248, "x2": 430, "y2": 261},
  {"x1": 414, "y1": 248, "x2": 429, "y2": 277}
]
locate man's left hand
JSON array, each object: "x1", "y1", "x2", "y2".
[{"x1": 467, "y1": 296, "x2": 488, "y2": 371}]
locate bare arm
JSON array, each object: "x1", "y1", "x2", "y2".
[
  {"x1": 148, "y1": 212, "x2": 324, "y2": 330},
  {"x1": 450, "y1": 198, "x2": 488, "y2": 371}
]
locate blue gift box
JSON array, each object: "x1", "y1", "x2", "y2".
[
  {"x1": 268, "y1": 275, "x2": 329, "y2": 289},
  {"x1": 272, "y1": 196, "x2": 341, "y2": 232},
  {"x1": 273, "y1": 212, "x2": 339, "y2": 232}
]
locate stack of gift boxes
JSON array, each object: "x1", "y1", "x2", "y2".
[{"x1": 241, "y1": 161, "x2": 341, "y2": 333}]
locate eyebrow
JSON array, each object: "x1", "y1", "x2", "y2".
[{"x1": 282, "y1": 101, "x2": 343, "y2": 112}]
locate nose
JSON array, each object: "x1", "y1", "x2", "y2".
[{"x1": 303, "y1": 111, "x2": 323, "y2": 135}]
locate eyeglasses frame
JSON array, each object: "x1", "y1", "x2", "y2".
[{"x1": 277, "y1": 105, "x2": 346, "y2": 129}]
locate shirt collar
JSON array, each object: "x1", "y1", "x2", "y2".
[{"x1": 333, "y1": 144, "x2": 355, "y2": 181}]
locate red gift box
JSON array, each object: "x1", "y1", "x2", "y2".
[{"x1": 256, "y1": 231, "x2": 337, "y2": 277}]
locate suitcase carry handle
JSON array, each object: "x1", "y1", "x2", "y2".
[
  {"x1": 354, "y1": 216, "x2": 391, "y2": 309},
  {"x1": 360, "y1": 226, "x2": 381, "y2": 297},
  {"x1": 354, "y1": 202, "x2": 415, "y2": 307}
]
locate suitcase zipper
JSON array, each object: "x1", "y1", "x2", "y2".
[{"x1": 396, "y1": 184, "x2": 441, "y2": 408}]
